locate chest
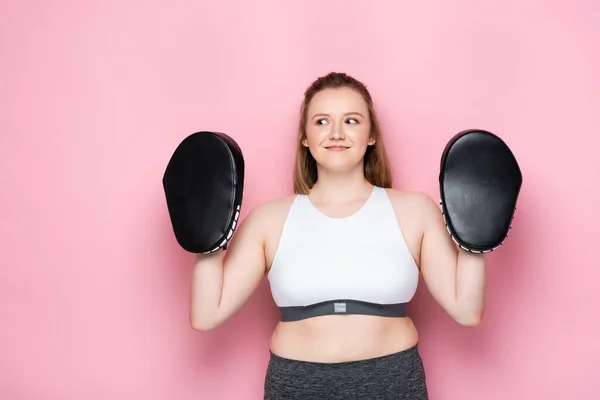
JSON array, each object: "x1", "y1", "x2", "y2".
[
  {"x1": 265, "y1": 213, "x2": 421, "y2": 273},
  {"x1": 266, "y1": 212, "x2": 422, "y2": 306}
]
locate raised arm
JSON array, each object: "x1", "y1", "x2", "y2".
[
  {"x1": 418, "y1": 194, "x2": 487, "y2": 327},
  {"x1": 190, "y1": 205, "x2": 268, "y2": 331}
]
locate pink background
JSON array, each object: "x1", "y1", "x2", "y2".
[{"x1": 2, "y1": 0, "x2": 599, "y2": 398}]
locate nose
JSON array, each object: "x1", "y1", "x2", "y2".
[{"x1": 329, "y1": 121, "x2": 345, "y2": 140}]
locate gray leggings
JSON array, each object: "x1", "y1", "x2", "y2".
[{"x1": 263, "y1": 343, "x2": 428, "y2": 399}]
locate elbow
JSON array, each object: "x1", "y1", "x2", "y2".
[
  {"x1": 191, "y1": 322, "x2": 213, "y2": 332},
  {"x1": 190, "y1": 317, "x2": 218, "y2": 332},
  {"x1": 457, "y1": 317, "x2": 481, "y2": 327},
  {"x1": 454, "y1": 311, "x2": 483, "y2": 327}
]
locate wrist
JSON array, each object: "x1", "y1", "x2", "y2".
[
  {"x1": 457, "y1": 249, "x2": 486, "y2": 265},
  {"x1": 195, "y1": 248, "x2": 224, "y2": 259}
]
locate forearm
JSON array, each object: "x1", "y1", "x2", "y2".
[
  {"x1": 454, "y1": 251, "x2": 487, "y2": 326},
  {"x1": 189, "y1": 250, "x2": 225, "y2": 331}
]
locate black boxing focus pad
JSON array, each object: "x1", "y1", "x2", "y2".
[
  {"x1": 162, "y1": 131, "x2": 245, "y2": 254},
  {"x1": 439, "y1": 129, "x2": 522, "y2": 253}
]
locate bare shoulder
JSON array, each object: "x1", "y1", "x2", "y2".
[
  {"x1": 245, "y1": 195, "x2": 297, "y2": 270},
  {"x1": 247, "y1": 194, "x2": 296, "y2": 218},
  {"x1": 384, "y1": 188, "x2": 442, "y2": 231},
  {"x1": 380, "y1": 188, "x2": 441, "y2": 265},
  {"x1": 241, "y1": 194, "x2": 297, "y2": 232},
  {"x1": 384, "y1": 188, "x2": 438, "y2": 213}
]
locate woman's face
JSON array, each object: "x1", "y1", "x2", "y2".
[{"x1": 302, "y1": 87, "x2": 375, "y2": 173}]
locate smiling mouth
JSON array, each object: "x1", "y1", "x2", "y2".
[{"x1": 325, "y1": 146, "x2": 349, "y2": 152}]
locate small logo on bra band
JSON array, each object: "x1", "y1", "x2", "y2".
[{"x1": 334, "y1": 303, "x2": 346, "y2": 313}]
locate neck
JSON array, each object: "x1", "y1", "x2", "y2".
[{"x1": 310, "y1": 164, "x2": 373, "y2": 203}]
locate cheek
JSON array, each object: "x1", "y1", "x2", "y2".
[
  {"x1": 304, "y1": 125, "x2": 327, "y2": 144},
  {"x1": 347, "y1": 124, "x2": 372, "y2": 143}
]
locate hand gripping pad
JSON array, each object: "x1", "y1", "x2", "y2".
[
  {"x1": 162, "y1": 131, "x2": 245, "y2": 254},
  {"x1": 439, "y1": 129, "x2": 522, "y2": 253}
]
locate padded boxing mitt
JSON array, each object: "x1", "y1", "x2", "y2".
[
  {"x1": 439, "y1": 129, "x2": 522, "y2": 253},
  {"x1": 162, "y1": 131, "x2": 245, "y2": 254}
]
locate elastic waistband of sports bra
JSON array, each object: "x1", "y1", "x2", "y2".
[{"x1": 278, "y1": 299, "x2": 408, "y2": 322}]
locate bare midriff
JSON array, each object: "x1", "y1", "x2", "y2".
[{"x1": 269, "y1": 314, "x2": 419, "y2": 363}]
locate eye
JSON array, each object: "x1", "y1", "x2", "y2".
[
  {"x1": 316, "y1": 118, "x2": 328, "y2": 125},
  {"x1": 346, "y1": 118, "x2": 359, "y2": 124}
]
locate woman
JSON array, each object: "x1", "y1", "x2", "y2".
[{"x1": 189, "y1": 72, "x2": 487, "y2": 399}]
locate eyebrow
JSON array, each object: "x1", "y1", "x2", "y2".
[{"x1": 311, "y1": 112, "x2": 364, "y2": 119}]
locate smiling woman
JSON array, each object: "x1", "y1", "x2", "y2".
[
  {"x1": 260, "y1": 73, "x2": 432, "y2": 399},
  {"x1": 188, "y1": 72, "x2": 492, "y2": 399}
]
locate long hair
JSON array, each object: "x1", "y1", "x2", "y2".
[{"x1": 292, "y1": 72, "x2": 393, "y2": 194}]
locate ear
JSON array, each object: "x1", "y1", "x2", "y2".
[
  {"x1": 368, "y1": 137, "x2": 376, "y2": 146},
  {"x1": 302, "y1": 138, "x2": 309, "y2": 147}
]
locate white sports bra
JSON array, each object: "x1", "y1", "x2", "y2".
[{"x1": 267, "y1": 186, "x2": 420, "y2": 322}]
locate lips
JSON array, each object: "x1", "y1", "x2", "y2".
[{"x1": 325, "y1": 146, "x2": 349, "y2": 152}]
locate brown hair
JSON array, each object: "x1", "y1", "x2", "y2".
[{"x1": 292, "y1": 72, "x2": 393, "y2": 194}]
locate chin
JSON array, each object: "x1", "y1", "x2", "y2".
[
  {"x1": 317, "y1": 159, "x2": 362, "y2": 174},
  {"x1": 313, "y1": 150, "x2": 363, "y2": 171}
]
